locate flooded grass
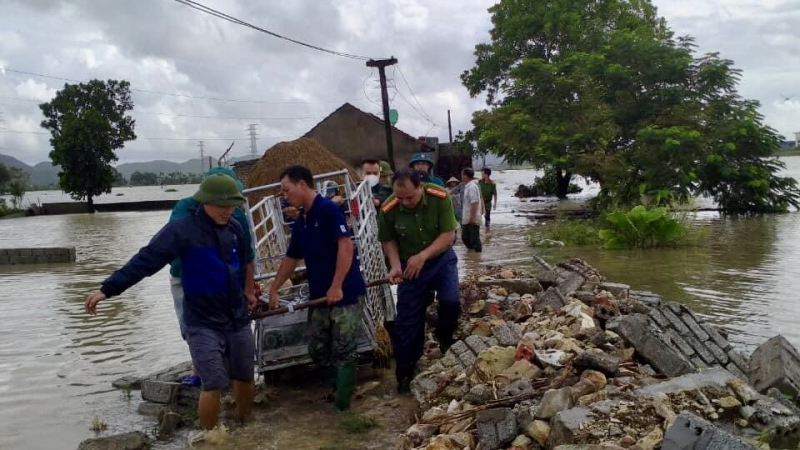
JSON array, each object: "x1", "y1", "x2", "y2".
[{"x1": 339, "y1": 412, "x2": 379, "y2": 434}]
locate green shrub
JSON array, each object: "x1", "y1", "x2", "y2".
[{"x1": 599, "y1": 205, "x2": 685, "y2": 249}]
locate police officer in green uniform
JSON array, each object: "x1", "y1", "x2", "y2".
[
  {"x1": 378, "y1": 168, "x2": 460, "y2": 392},
  {"x1": 409, "y1": 152, "x2": 445, "y2": 187}
]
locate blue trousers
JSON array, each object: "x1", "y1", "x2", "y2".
[{"x1": 393, "y1": 248, "x2": 461, "y2": 374}]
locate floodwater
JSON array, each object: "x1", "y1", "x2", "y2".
[{"x1": 2, "y1": 160, "x2": 800, "y2": 449}]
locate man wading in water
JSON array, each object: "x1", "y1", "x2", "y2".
[
  {"x1": 167, "y1": 166, "x2": 254, "y2": 387},
  {"x1": 84, "y1": 174, "x2": 257, "y2": 431}
]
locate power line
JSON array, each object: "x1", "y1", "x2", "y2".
[
  {"x1": 0, "y1": 129, "x2": 292, "y2": 141},
  {"x1": 395, "y1": 64, "x2": 441, "y2": 127},
  {"x1": 0, "y1": 96, "x2": 324, "y2": 122},
  {"x1": 1, "y1": 67, "x2": 356, "y2": 105},
  {"x1": 170, "y1": 0, "x2": 379, "y2": 61}
]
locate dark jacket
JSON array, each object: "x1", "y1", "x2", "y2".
[
  {"x1": 168, "y1": 197, "x2": 254, "y2": 278},
  {"x1": 372, "y1": 183, "x2": 393, "y2": 207},
  {"x1": 101, "y1": 208, "x2": 253, "y2": 330}
]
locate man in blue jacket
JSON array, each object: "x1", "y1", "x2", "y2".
[
  {"x1": 268, "y1": 165, "x2": 366, "y2": 411},
  {"x1": 168, "y1": 167, "x2": 254, "y2": 387},
  {"x1": 84, "y1": 174, "x2": 257, "y2": 430}
]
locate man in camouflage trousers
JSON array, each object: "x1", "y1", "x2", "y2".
[{"x1": 270, "y1": 165, "x2": 367, "y2": 411}]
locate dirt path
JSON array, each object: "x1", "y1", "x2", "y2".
[{"x1": 189, "y1": 365, "x2": 417, "y2": 450}]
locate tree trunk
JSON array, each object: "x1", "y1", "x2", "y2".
[
  {"x1": 555, "y1": 170, "x2": 572, "y2": 200},
  {"x1": 87, "y1": 195, "x2": 95, "y2": 213}
]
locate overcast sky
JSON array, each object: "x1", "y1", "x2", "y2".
[{"x1": 0, "y1": 0, "x2": 798, "y2": 166}]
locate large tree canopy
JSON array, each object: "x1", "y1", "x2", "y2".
[
  {"x1": 40, "y1": 79, "x2": 136, "y2": 212},
  {"x1": 462, "y1": 0, "x2": 800, "y2": 211}
]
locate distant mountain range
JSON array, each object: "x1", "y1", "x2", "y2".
[{"x1": 0, "y1": 153, "x2": 257, "y2": 186}]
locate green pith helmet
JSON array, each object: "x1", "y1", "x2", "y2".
[
  {"x1": 379, "y1": 160, "x2": 393, "y2": 176},
  {"x1": 193, "y1": 174, "x2": 246, "y2": 206},
  {"x1": 409, "y1": 152, "x2": 435, "y2": 169},
  {"x1": 205, "y1": 166, "x2": 244, "y2": 191}
]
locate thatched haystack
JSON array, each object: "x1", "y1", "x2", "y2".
[{"x1": 245, "y1": 137, "x2": 359, "y2": 200}]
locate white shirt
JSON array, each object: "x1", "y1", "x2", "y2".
[{"x1": 462, "y1": 179, "x2": 481, "y2": 224}]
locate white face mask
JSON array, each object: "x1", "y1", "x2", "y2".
[{"x1": 364, "y1": 174, "x2": 379, "y2": 188}]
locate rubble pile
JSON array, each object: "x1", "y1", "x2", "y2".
[{"x1": 402, "y1": 259, "x2": 800, "y2": 450}]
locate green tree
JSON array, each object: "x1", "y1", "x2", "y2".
[
  {"x1": 462, "y1": 0, "x2": 799, "y2": 211},
  {"x1": 39, "y1": 79, "x2": 136, "y2": 212},
  {"x1": 0, "y1": 163, "x2": 10, "y2": 191},
  {"x1": 112, "y1": 169, "x2": 127, "y2": 187},
  {"x1": 129, "y1": 171, "x2": 159, "y2": 186}
]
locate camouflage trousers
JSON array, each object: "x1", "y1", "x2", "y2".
[{"x1": 307, "y1": 300, "x2": 362, "y2": 367}]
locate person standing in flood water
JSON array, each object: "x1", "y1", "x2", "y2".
[
  {"x1": 167, "y1": 166, "x2": 254, "y2": 387},
  {"x1": 268, "y1": 165, "x2": 366, "y2": 412},
  {"x1": 84, "y1": 174, "x2": 257, "y2": 432},
  {"x1": 479, "y1": 168, "x2": 498, "y2": 229}
]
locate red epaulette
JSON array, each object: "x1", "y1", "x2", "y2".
[
  {"x1": 425, "y1": 186, "x2": 447, "y2": 199},
  {"x1": 382, "y1": 198, "x2": 399, "y2": 213}
]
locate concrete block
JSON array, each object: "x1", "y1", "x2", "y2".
[
  {"x1": 681, "y1": 311, "x2": 710, "y2": 342},
  {"x1": 599, "y1": 282, "x2": 629, "y2": 298},
  {"x1": 476, "y1": 408, "x2": 517, "y2": 450},
  {"x1": 662, "y1": 305, "x2": 691, "y2": 336},
  {"x1": 537, "y1": 388, "x2": 574, "y2": 419},
  {"x1": 465, "y1": 335, "x2": 489, "y2": 354},
  {"x1": 648, "y1": 309, "x2": 669, "y2": 328},
  {"x1": 665, "y1": 329, "x2": 696, "y2": 358},
  {"x1": 548, "y1": 407, "x2": 594, "y2": 449},
  {"x1": 749, "y1": 335, "x2": 800, "y2": 396},
  {"x1": 141, "y1": 380, "x2": 179, "y2": 404},
  {"x1": 19, "y1": 256, "x2": 35, "y2": 264},
  {"x1": 704, "y1": 324, "x2": 732, "y2": 352},
  {"x1": 607, "y1": 314, "x2": 695, "y2": 377},
  {"x1": 77, "y1": 431, "x2": 150, "y2": 450},
  {"x1": 705, "y1": 341, "x2": 729, "y2": 365},
  {"x1": 492, "y1": 322, "x2": 521, "y2": 347},
  {"x1": 35, "y1": 256, "x2": 49, "y2": 264},
  {"x1": 536, "y1": 287, "x2": 567, "y2": 311},
  {"x1": 573, "y1": 349, "x2": 620, "y2": 376},
  {"x1": 662, "y1": 411, "x2": 757, "y2": 450},
  {"x1": 684, "y1": 333, "x2": 716, "y2": 365}
]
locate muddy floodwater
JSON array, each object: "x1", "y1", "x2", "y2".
[{"x1": 2, "y1": 161, "x2": 800, "y2": 449}]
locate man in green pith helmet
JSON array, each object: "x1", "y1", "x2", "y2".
[
  {"x1": 409, "y1": 151, "x2": 445, "y2": 187},
  {"x1": 85, "y1": 174, "x2": 257, "y2": 431},
  {"x1": 168, "y1": 166, "x2": 254, "y2": 387}
]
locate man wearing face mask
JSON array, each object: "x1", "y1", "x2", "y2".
[{"x1": 361, "y1": 158, "x2": 393, "y2": 208}]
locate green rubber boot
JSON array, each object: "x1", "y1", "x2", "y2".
[{"x1": 334, "y1": 362, "x2": 357, "y2": 412}]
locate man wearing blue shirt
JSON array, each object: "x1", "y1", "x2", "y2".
[{"x1": 269, "y1": 165, "x2": 367, "y2": 411}]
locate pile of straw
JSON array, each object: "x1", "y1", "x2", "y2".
[{"x1": 245, "y1": 138, "x2": 359, "y2": 199}]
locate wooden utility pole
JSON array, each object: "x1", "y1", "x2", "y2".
[
  {"x1": 447, "y1": 110, "x2": 453, "y2": 143},
  {"x1": 366, "y1": 57, "x2": 398, "y2": 170}
]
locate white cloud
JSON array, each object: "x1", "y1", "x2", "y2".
[
  {"x1": 0, "y1": 0, "x2": 798, "y2": 165},
  {"x1": 14, "y1": 79, "x2": 56, "y2": 101}
]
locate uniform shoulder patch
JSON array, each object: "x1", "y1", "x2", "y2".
[
  {"x1": 381, "y1": 197, "x2": 399, "y2": 213},
  {"x1": 425, "y1": 186, "x2": 447, "y2": 199}
]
